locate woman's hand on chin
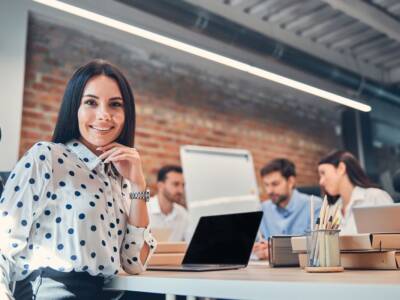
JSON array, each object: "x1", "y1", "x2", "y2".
[{"x1": 97, "y1": 143, "x2": 146, "y2": 191}]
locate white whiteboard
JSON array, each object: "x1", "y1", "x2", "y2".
[
  {"x1": 180, "y1": 145, "x2": 260, "y2": 204},
  {"x1": 180, "y1": 145, "x2": 261, "y2": 240}
]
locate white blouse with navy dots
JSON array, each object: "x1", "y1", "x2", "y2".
[{"x1": 0, "y1": 139, "x2": 156, "y2": 286}]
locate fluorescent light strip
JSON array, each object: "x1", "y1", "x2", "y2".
[{"x1": 33, "y1": 0, "x2": 371, "y2": 112}]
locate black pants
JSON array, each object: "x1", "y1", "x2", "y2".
[{"x1": 14, "y1": 268, "x2": 121, "y2": 300}]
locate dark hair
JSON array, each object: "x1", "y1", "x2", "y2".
[
  {"x1": 52, "y1": 59, "x2": 136, "y2": 147},
  {"x1": 157, "y1": 165, "x2": 183, "y2": 182},
  {"x1": 260, "y1": 158, "x2": 296, "y2": 179},
  {"x1": 318, "y1": 150, "x2": 378, "y2": 204}
]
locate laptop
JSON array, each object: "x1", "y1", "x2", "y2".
[
  {"x1": 353, "y1": 203, "x2": 400, "y2": 233},
  {"x1": 147, "y1": 211, "x2": 263, "y2": 272}
]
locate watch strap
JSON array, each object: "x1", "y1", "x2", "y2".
[{"x1": 129, "y1": 189, "x2": 150, "y2": 202}]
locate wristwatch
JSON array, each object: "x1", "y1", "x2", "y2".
[{"x1": 129, "y1": 188, "x2": 150, "y2": 202}]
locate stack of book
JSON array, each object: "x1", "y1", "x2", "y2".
[
  {"x1": 291, "y1": 233, "x2": 400, "y2": 270},
  {"x1": 148, "y1": 242, "x2": 188, "y2": 266}
]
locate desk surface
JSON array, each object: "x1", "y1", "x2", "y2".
[{"x1": 107, "y1": 263, "x2": 400, "y2": 300}]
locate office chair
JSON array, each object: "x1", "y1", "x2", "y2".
[{"x1": 297, "y1": 186, "x2": 322, "y2": 198}]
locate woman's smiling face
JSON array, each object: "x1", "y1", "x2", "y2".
[{"x1": 78, "y1": 75, "x2": 125, "y2": 153}]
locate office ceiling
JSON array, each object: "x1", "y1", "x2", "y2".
[
  {"x1": 113, "y1": 0, "x2": 400, "y2": 145},
  {"x1": 185, "y1": 0, "x2": 400, "y2": 86},
  {"x1": 117, "y1": 0, "x2": 400, "y2": 107}
]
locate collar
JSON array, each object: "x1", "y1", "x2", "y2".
[
  {"x1": 339, "y1": 186, "x2": 365, "y2": 219},
  {"x1": 65, "y1": 139, "x2": 103, "y2": 171},
  {"x1": 347, "y1": 186, "x2": 366, "y2": 209},
  {"x1": 275, "y1": 189, "x2": 300, "y2": 216},
  {"x1": 149, "y1": 195, "x2": 178, "y2": 219}
]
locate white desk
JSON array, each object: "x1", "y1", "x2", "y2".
[{"x1": 106, "y1": 263, "x2": 400, "y2": 300}]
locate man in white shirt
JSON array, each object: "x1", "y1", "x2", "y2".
[{"x1": 149, "y1": 165, "x2": 190, "y2": 242}]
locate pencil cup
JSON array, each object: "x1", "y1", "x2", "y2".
[{"x1": 305, "y1": 229, "x2": 344, "y2": 273}]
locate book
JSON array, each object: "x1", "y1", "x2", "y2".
[
  {"x1": 291, "y1": 236, "x2": 307, "y2": 253},
  {"x1": 269, "y1": 235, "x2": 299, "y2": 267},
  {"x1": 291, "y1": 233, "x2": 400, "y2": 253},
  {"x1": 341, "y1": 251, "x2": 400, "y2": 270},
  {"x1": 155, "y1": 242, "x2": 187, "y2": 254},
  {"x1": 298, "y1": 251, "x2": 400, "y2": 269},
  {"x1": 148, "y1": 253, "x2": 185, "y2": 266},
  {"x1": 341, "y1": 233, "x2": 400, "y2": 251}
]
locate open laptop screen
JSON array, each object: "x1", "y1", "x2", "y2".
[
  {"x1": 183, "y1": 211, "x2": 263, "y2": 265},
  {"x1": 353, "y1": 204, "x2": 400, "y2": 233}
]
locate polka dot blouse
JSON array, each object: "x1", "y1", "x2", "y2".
[{"x1": 0, "y1": 139, "x2": 156, "y2": 286}]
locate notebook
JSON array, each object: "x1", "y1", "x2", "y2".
[{"x1": 147, "y1": 211, "x2": 263, "y2": 272}]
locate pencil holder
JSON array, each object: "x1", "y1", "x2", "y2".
[{"x1": 305, "y1": 229, "x2": 344, "y2": 273}]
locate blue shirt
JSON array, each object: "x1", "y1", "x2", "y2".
[{"x1": 260, "y1": 189, "x2": 322, "y2": 238}]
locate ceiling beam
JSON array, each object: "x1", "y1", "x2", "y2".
[
  {"x1": 322, "y1": 0, "x2": 400, "y2": 43},
  {"x1": 185, "y1": 0, "x2": 386, "y2": 83}
]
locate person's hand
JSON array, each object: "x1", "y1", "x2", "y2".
[
  {"x1": 98, "y1": 143, "x2": 146, "y2": 191},
  {"x1": 252, "y1": 239, "x2": 269, "y2": 260}
]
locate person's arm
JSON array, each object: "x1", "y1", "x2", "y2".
[
  {"x1": 374, "y1": 189, "x2": 393, "y2": 204},
  {"x1": 0, "y1": 143, "x2": 52, "y2": 297},
  {"x1": 98, "y1": 143, "x2": 156, "y2": 274},
  {"x1": 120, "y1": 188, "x2": 156, "y2": 273},
  {"x1": 253, "y1": 205, "x2": 271, "y2": 260},
  {"x1": 252, "y1": 239, "x2": 269, "y2": 260},
  {"x1": 311, "y1": 198, "x2": 323, "y2": 230}
]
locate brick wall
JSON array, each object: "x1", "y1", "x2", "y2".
[{"x1": 20, "y1": 16, "x2": 341, "y2": 198}]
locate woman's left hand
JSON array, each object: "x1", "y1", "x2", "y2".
[{"x1": 97, "y1": 143, "x2": 146, "y2": 191}]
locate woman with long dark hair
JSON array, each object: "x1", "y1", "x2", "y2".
[
  {"x1": 318, "y1": 150, "x2": 392, "y2": 234},
  {"x1": 0, "y1": 60, "x2": 156, "y2": 299}
]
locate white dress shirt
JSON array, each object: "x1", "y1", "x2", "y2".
[
  {"x1": 340, "y1": 186, "x2": 393, "y2": 235},
  {"x1": 0, "y1": 139, "x2": 156, "y2": 290},
  {"x1": 148, "y1": 195, "x2": 189, "y2": 242}
]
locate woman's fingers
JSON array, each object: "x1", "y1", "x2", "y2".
[
  {"x1": 104, "y1": 148, "x2": 141, "y2": 164},
  {"x1": 98, "y1": 147, "x2": 119, "y2": 161},
  {"x1": 103, "y1": 148, "x2": 125, "y2": 163},
  {"x1": 98, "y1": 144, "x2": 139, "y2": 161}
]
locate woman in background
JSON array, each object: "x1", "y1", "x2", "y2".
[
  {"x1": 318, "y1": 150, "x2": 393, "y2": 234},
  {"x1": 0, "y1": 59, "x2": 156, "y2": 299}
]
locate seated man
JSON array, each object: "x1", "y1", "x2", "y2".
[
  {"x1": 149, "y1": 165, "x2": 189, "y2": 242},
  {"x1": 253, "y1": 158, "x2": 322, "y2": 259}
]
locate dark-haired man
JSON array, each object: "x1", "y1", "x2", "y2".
[
  {"x1": 149, "y1": 165, "x2": 189, "y2": 242},
  {"x1": 253, "y1": 158, "x2": 322, "y2": 259}
]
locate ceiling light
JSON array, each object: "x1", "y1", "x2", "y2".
[{"x1": 33, "y1": 0, "x2": 372, "y2": 112}]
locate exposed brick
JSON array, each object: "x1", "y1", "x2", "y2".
[{"x1": 19, "y1": 15, "x2": 341, "y2": 198}]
